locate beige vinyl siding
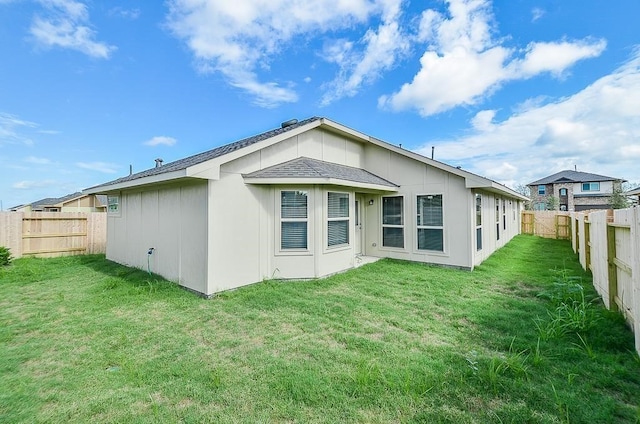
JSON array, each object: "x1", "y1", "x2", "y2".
[
  {"x1": 106, "y1": 181, "x2": 207, "y2": 294},
  {"x1": 362, "y1": 145, "x2": 473, "y2": 269}
]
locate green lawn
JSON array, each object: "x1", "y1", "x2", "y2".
[{"x1": 1, "y1": 235, "x2": 639, "y2": 423}]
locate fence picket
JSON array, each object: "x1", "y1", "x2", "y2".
[{"x1": 0, "y1": 212, "x2": 106, "y2": 258}]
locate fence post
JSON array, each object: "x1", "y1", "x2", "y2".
[
  {"x1": 585, "y1": 219, "x2": 591, "y2": 272},
  {"x1": 632, "y1": 207, "x2": 640, "y2": 355},
  {"x1": 607, "y1": 224, "x2": 619, "y2": 313}
]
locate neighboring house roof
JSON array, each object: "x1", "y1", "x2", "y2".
[
  {"x1": 32, "y1": 192, "x2": 85, "y2": 209},
  {"x1": 85, "y1": 117, "x2": 527, "y2": 201},
  {"x1": 626, "y1": 187, "x2": 640, "y2": 196},
  {"x1": 243, "y1": 157, "x2": 399, "y2": 191},
  {"x1": 95, "y1": 195, "x2": 108, "y2": 207},
  {"x1": 528, "y1": 170, "x2": 623, "y2": 186},
  {"x1": 13, "y1": 192, "x2": 105, "y2": 211}
]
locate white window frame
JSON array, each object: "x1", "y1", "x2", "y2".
[
  {"x1": 416, "y1": 194, "x2": 444, "y2": 253},
  {"x1": 327, "y1": 191, "x2": 350, "y2": 249},
  {"x1": 496, "y1": 197, "x2": 500, "y2": 241},
  {"x1": 582, "y1": 182, "x2": 600, "y2": 192},
  {"x1": 502, "y1": 197, "x2": 507, "y2": 231},
  {"x1": 538, "y1": 185, "x2": 546, "y2": 195},
  {"x1": 107, "y1": 195, "x2": 120, "y2": 216},
  {"x1": 277, "y1": 189, "x2": 311, "y2": 255},
  {"x1": 381, "y1": 195, "x2": 405, "y2": 249},
  {"x1": 475, "y1": 193, "x2": 482, "y2": 251}
]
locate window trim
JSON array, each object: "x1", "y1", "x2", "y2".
[
  {"x1": 326, "y1": 191, "x2": 350, "y2": 249},
  {"x1": 277, "y1": 189, "x2": 312, "y2": 256},
  {"x1": 415, "y1": 193, "x2": 445, "y2": 253},
  {"x1": 381, "y1": 195, "x2": 405, "y2": 250},
  {"x1": 496, "y1": 197, "x2": 500, "y2": 241},
  {"x1": 107, "y1": 195, "x2": 121, "y2": 216},
  {"x1": 502, "y1": 197, "x2": 507, "y2": 231},
  {"x1": 538, "y1": 185, "x2": 546, "y2": 195},
  {"x1": 475, "y1": 193, "x2": 482, "y2": 251},
  {"x1": 582, "y1": 182, "x2": 600, "y2": 192}
]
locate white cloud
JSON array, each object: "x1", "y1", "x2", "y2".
[
  {"x1": 531, "y1": 7, "x2": 545, "y2": 22},
  {"x1": 379, "y1": 0, "x2": 606, "y2": 116},
  {"x1": 470, "y1": 109, "x2": 496, "y2": 132},
  {"x1": 13, "y1": 179, "x2": 58, "y2": 189},
  {"x1": 109, "y1": 7, "x2": 141, "y2": 20},
  {"x1": 510, "y1": 39, "x2": 607, "y2": 78},
  {"x1": 144, "y1": 136, "x2": 177, "y2": 147},
  {"x1": 165, "y1": 0, "x2": 399, "y2": 107},
  {"x1": 320, "y1": 0, "x2": 410, "y2": 105},
  {"x1": 415, "y1": 49, "x2": 640, "y2": 186},
  {"x1": 0, "y1": 113, "x2": 37, "y2": 146},
  {"x1": 76, "y1": 161, "x2": 118, "y2": 173},
  {"x1": 30, "y1": 0, "x2": 116, "y2": 59},
  {"x1": 25, "y1": 156, "x2": 53, "y2": 164}
]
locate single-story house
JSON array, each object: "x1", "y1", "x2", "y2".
[
  {"x1": 85, "y1": 117, "x2": 527, "y2": 297},
  {"x1": 10, "y1": 192, "x2": 107, "y2": 212}
]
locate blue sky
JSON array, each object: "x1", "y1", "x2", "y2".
[{"x1": 1, "y1": 0, "x2": 639, "y2": 209}]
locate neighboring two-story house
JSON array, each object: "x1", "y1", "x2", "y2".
[{"x1": 527, "y1": 170, "x2": 624, "y2": 211}]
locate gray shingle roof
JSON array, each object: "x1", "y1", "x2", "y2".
[
  {"x1": 86, "y1": 117, "x2": 322, "y2": 190},
  {"x1": 528, "y1": 170, "x2": 622, "y2": 186},
  {"x1": 243, "y1": 157, "x2": 398, "y2": 188},
  {"x1": 31, "y1": 192, "x2": 84, "y2": 209}
]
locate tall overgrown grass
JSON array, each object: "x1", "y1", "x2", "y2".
[{"x1": 1, "y1": 235, "x2": 639, "y2": 423}]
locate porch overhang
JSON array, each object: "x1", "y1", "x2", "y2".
[
  {"x1": 243, "y1": 156, "x2": 399, "y2": 193},
  {"x1": 243, "y1": 176, "x2": 398, "y2": 192}
]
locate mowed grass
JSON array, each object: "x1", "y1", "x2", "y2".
[{"x1": 1, "y1": 235, "x2": 639, "y2": 423}]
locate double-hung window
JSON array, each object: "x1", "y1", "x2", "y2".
[
  {"x1": 281, "y1": 191, "x2": 308, "y2": 250},
  {"x1": 107, "y1": 195, "x2": 120, "y2": 215},
  {"x1": 538, "y1": 185, "x2": 546, "y2": 195},
  {"x1": 327, "y1": 192, "x2": 349, "y2": 247},
  {"x1": 502, "y1": 198, "x2": 507, "y2": 230},
  {"x1": 416, "y1": 195, "x2": 443, "y2": 252},
  {"x1": 475, "y1": 194, "x2": 482, "y2": 251},
  {"x1": 382, "y1": 196, "x2": 404, "y2": 248},
  {"x1": 496, "y1": 198, "x2": 500, "y2": 240}
]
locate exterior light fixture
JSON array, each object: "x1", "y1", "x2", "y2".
[{"x1": 369, "y1": 199, "x2": 374, "y2": 206}]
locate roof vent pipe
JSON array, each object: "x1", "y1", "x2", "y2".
[
  {"x1": 281, "y1": 119, "x2": 298, "y2": 128},
  {"x1": 431, "y1": 146, "x2": 435, "y2": 160},
  {"x1": 155, "y1": 158, "x2": 163, "y2": 168}
]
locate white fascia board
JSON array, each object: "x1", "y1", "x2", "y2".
[
  {"x1": 469, "y1": 181, "x2": 529, "y2": 200},
  {"x1": 83, "y1": 170, "x2": 188, "y2": 194},
  {"x1": 186, "y1": 120, "x2": 325, "y2": 179},
  {"x1": 319, "y1": 118, "x2": 371, "y2": 142},
  {"x1": 365, "y1": 136, "x2": 527, "y2": 200},
  {"x1": 244, "y1": 177, "x2": 398, "y2": 192}
]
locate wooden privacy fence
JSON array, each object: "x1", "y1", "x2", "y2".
[
  {"x1": 0, "y1": 212, "x2": 106, "y2": 258},
  {"x1": 521, "y1": 211, "x2": 571, "y2": 239},
  {"x1": 572, "y1": 208, "x2": 640, "y2": 355}
]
